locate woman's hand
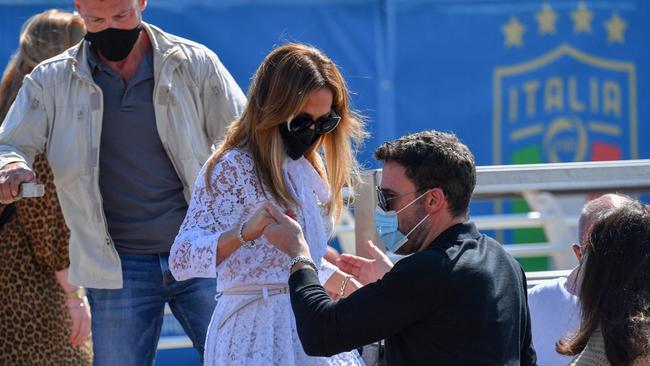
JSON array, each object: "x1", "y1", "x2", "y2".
[
  {"x1": 66, "y1": 296, "x2": 91, "y2": 346},
  {"x1": 55, "y1": 270, "x2": 91, "y2": 346},
  {"x1": 242, "y1": 202, "x2": 281, "y2": 241},
  {"x1": 216, "y1": 202, "x2": 296, "y2": 263},
  {"x1": 262, "y1": 203, "x2": 311, "y2": 258}
]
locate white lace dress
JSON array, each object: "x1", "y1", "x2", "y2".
[{"x1": 169, "y1": 149, "x2": 362, "y2": 365}]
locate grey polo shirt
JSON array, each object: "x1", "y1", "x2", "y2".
[{"x1": 88, "y1": 45, "x2": 188, "y2": 254}]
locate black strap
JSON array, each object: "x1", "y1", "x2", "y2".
[{"x1": 0, "y1": 203, "x2": 16, "y2": 229}]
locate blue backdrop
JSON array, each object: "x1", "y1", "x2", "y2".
[
  {"x1": 1, "y1": 1, "x2": 647, "y2": 362},
  {"x1": 2, "y1": 0, "x2": 648, "y2": 168}
]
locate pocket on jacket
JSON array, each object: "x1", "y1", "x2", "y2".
[{"x1": 48, "y1": 105, "x2": 93, "y2": 186}]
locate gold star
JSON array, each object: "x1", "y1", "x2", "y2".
[
  {"x1": 571, "y1": 2, "x2": 593, "y2": 34},
  {"x1": 502, "y1": 16, "x2": 526, "y2": 47},
  {"x1": 536, "y1": 3, "x2": 558, "y2": 35},
  {"x1": 605, "y1": 12, "x2": 627, "y2": 44}
]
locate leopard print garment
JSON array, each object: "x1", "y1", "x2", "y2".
[{"x1": 0, "y1": 154, "x2": 92, "y2": 366}]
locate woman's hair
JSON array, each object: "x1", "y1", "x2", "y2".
[
  {"x1": 557, "y1": 201, "x2": 650, "y2": 366},
  {"x1": 205, "y1": 43, "x2": 366, "y2": 218},
  {"x1": 0, "y1": 9, "x2": 85, "y2": 120}
]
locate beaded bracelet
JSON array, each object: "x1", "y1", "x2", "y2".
[{"x1": 237, "y1": 222, "x2": 256, "y2": 248}]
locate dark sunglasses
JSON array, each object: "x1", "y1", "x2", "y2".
[
  {"x1": 287, "y1": 110, "x2": 341, "y2": 134},
  {"x1": 376, "y1": 186, "x2": 431, "y2": 212}
]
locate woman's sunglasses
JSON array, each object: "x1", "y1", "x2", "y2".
[{"x1": 287, "y1": 110, "x2": 341, "y2": 134}]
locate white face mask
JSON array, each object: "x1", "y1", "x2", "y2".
[{"x1": 374, "y1": 189, "x2": 431, "y2": 255}]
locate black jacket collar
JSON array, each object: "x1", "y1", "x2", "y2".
[{"x1": 427, "y1": 222, "x2": 481, "y2": 250}]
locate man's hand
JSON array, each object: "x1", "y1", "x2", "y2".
[
  {"x1": 336, "y1": 240, "x2": 394, "y2": 285},
  {"x1": 66, "y1": 296, "x2": 91, "y2": 346},
  {"x1": 0, "y1": 162, "x2": 35, "y2": 203},
  {"x1": 262, "y1": 202, "x2": 311, "y2": 259}
]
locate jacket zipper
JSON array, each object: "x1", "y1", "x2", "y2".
[
  {"x1": 72, "y1": 64, "x2": 113, "y2": 247},
  {"x1": 153, "y1": 48, "x2": 188, "y2": 190}
]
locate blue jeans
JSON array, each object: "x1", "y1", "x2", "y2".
[{"x1": 87, "y1": 252, "x2": 216, "y2": 366}]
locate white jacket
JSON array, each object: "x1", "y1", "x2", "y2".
[{"x1": 0, "y1": 23, "x2": 246, "y2": 288}]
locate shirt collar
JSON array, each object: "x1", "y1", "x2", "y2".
[
  {"x1": 85, "y1": 42, "x2": 105, "y2": 73},
  {"x1": 85, "y1": 41, "x2": 154, "y2": 82}
]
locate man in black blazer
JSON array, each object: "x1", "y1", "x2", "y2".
[{"x1": 263, "y1": 130, "x2": 537, "y2": 366}]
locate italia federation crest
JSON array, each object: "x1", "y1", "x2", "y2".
[
  {"x1": 491, "y1": 2, "x2": 639, "y2": 270},
  {"x1": 493, "y1": 2, "x2": 638, "y2": 165}
]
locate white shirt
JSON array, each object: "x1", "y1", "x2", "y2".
[{"x1": 528, "y1": 276, "x2": 580, "y2": 366}]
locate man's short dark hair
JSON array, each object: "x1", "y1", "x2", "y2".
[{"x1": 374, "y1": 130, "x2": 476, "y2": 218}]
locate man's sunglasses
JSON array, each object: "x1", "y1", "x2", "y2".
[
  {"x1": 376, "y1": 186, "x2": 432, "y2": 212},
  {"x1": 287, "y1": 110, "x2": 341, "y2": 134}
]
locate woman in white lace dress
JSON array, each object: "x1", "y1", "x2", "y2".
[{"x1": 169, "y1": 44, "x2": 366, "y2": 365}]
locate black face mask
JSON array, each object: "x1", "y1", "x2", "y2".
[
  {"x1": 279, "y1": 124, "x2": 319, "y2": 160},
  {"x1": 84, "y1": 24, "x2": 143, "y2": 62}
]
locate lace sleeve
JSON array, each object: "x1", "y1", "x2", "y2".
[
  {"x1": 169, "y1": 150, "x2": 259, "y2": 280},
  {"x1": 318, "y1": 259, "x2": 338, "y2": 285}
]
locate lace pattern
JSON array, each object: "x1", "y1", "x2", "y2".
[{"x1": 169, "y1": 149, "x2": 361, "y2": 365}]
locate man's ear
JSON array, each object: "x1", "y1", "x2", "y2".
[
  {"x1": 571, "y1": 243, "x2": 582, "y2": 261},
  {"x1": 425, "y1": 188, "x2": 446, "y2": 214}
]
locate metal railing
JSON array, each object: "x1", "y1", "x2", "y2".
[
  {"x1": 350, "y1": 159, "x2": 650, "y2": 268},
  {"x1": 526, "y1": 270, "x2": 573, "y2": 288}
]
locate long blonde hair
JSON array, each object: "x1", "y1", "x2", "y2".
[
  {"x1": 0, "y1": 9, "x2": 85, "y2": 121},
  {"x1": 206, "y1": 43, "x2": 366, "y2": 219}
]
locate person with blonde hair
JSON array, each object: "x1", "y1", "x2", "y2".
[
  {"x1": 0, "y1": 9, "x2": 92, "y2": 365},
  {"x1": 169, "y1": 43, "x2": 365, "y2": 365}
]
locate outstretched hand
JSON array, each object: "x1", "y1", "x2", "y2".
[{"x1": 335, "y1": 240, "x2": 393, "y2": 285}]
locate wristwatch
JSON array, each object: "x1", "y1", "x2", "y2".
[
  {"x1": 66, "y1": 287, "x2": 86, "y2": 300},
  {"x1": 289, "y1": 256, "x2": 318, "y2": 274}
]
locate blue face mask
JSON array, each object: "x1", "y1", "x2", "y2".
[{"x1": 374, "y1": 190, "x2": 431, "y2": 255}]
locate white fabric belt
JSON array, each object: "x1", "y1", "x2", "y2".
[{"x1": 216, "y1": 285, "x2": 289, "y2": 329}]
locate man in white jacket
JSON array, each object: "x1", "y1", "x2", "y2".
[{"x1": 0, "y1": 0, "x2": 246, "y2": 364}]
